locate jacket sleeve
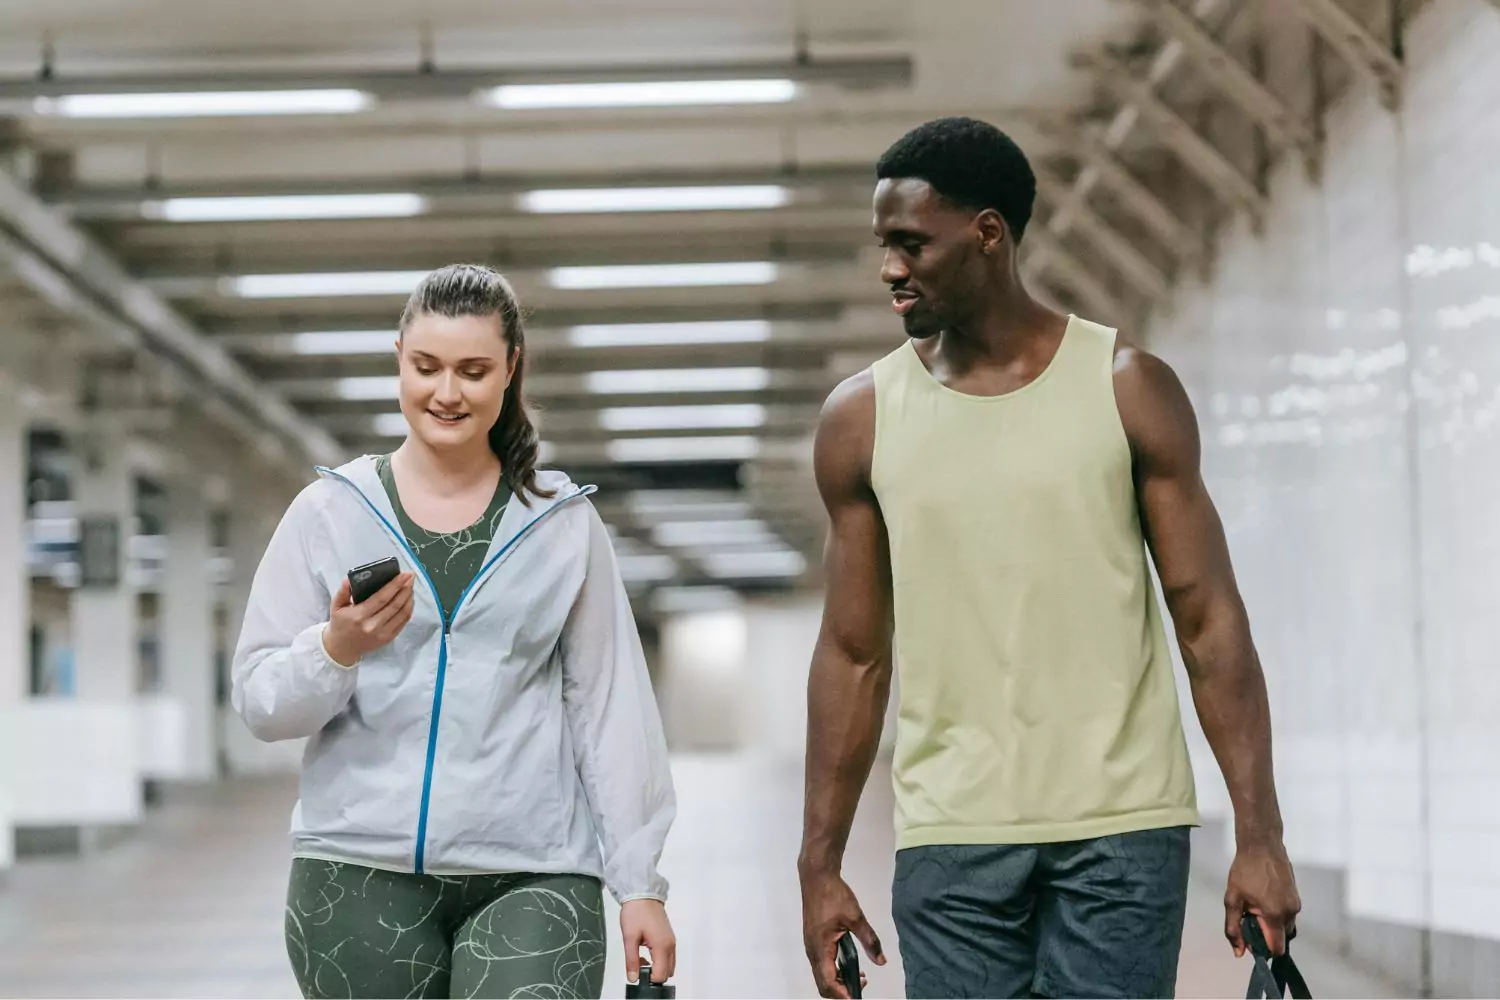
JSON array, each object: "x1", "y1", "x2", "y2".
[
  {"x1": 231, "y1": 484, "x2": 358, "y2": 743},
  {"x1": 559, "y1": 502, "x2": 677, "y2": 904}
]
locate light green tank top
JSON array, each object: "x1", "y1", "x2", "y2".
[{"x1": 870, "y1": 315, "x2": 1199, "y2": 848}]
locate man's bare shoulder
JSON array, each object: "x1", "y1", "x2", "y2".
[
  {"x1": 1111, "y1": 337, "x2": 1198, "y2": 466},
  {"x1": 813, "y1": 368, "x2": 879, "y2": 499},
  {"x1": 820, "y1": 367, "x2": 877, "y2": 429}
]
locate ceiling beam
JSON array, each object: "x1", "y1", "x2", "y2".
[
  {"x1": 274, "y1": 368, "x2": 836, "y2": 404},
  {"x1": 0, "y1": 55, "x2": 912, "y2": 101},
  {"x1": 1291, "y1": 0, "x2": 1402, "y2": 110},
  {"x1": 1030, "y1": 0, "x2": 1226, "y2": 312},
  {"x1": 0, "y1": 164, "x2": 342, "y2": 468},
  {"x1": 48, "y1": 166, "x2": 874, "y2": 221},
  {"x1": 1080, "y1": 52, "x2": 1269, "y2": 221},
  {"x1": 329, "y1": 405, "x2": 824, "y2": 441},
  {"x1": 1034, "y1": 168, "x2": 1172, "y2": 301},
  {"x1": 1053, "y1": 126, "x2": 1201, "y2": 259},
  {"x1": 1020, "y1": 228, "x2": 1126, "y2": 323},
  {"x1": 1136, "y1": 0, "x2": 1319, "y2": 160}
]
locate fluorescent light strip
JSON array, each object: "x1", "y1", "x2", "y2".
[
  {"x1": 567, "y1": 320, "x2": 772, "y2": 348},
  {"x1": 651, "y1": 586, "x2": 741, "y2": 614},
  {"x1": 587, "y1": 367, "x2": 770, "y2": 394},
  {"x1": 372, "y1": 412, "x2": 409, "y2": 437},
  {"x1": 229, "y1": 270, "x2": 428, "y2": 298},
  {"x1": 520, "y1": 185, "x2": 790, "y2": 214},
  {"x1": 607, "y1": 436, "x2": 760, "y2": 463},
  {"x1": 625, "y1": 491, "x2": 750, "y2": 518},
  {"x1": 698, "y1": 548, "x2": 808, "y2": 579},
  {"x1": 598, "y1": 404, "x2": 766, "y2": 432},
  {"x1": 548, "y1": 262, "x2": 778, "y2": 290},
  {"x1": 149, "y1": 193, "x2": 426, "y2": 222},
  {"x1": 337, "y1": 376, "x2": 400, "y2": 400},
  {"x1": 487, "y1": 79, "x2": 798, "y2": 110},
  {"x1": 34, "y1": 89, "x2": 370, "y2": 118},
  {"x1": 291, "y1": 330, "x2": 396, "y2": 355},
  {"x1": 616, "y1": 554, "x2": 681, "y2": 583},
  {"x1": 652, "y1": 519, "x2": 778, "y2": 548}
]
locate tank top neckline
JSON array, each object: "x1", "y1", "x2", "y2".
[{"x1": 901, "y1": 314, "x2": 1080, "y2": 404}]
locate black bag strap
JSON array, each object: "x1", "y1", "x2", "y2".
[{"x1": 1243, "y1": 914, "x2": 1312, "y2": 999}]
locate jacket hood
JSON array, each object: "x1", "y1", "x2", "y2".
[{"x1": 318, "y1": 455, "x2": 588, "y2": 513}]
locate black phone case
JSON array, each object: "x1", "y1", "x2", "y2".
[
  {"x1": 625, "y1": 961, "x2": 675, "y2": 998},
  {"x1": 837, "y1": 933, "x2": 862, "y2": 999},
  {"x1": 348, "y1": 557, "x2": 400, "y2": 604}
]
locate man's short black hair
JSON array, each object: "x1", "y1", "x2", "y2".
[{"x1": 876, "y1": 116, "x2": 1037, "y2": 241}]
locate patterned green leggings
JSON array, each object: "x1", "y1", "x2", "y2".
[{"x1": 285, "y1": 858, "x2": 606, "y2": 999}]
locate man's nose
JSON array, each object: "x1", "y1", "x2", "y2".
[{"x1": 880, "y1": 248, "x2": 909, "y2": 287}]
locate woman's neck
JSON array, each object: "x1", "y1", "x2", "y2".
[{"x1": 391, "y1": 437, "x2": 502, "y2": 498}]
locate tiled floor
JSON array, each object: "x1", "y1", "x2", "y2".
[{"x1": 0, "y1": 755, "x2": 1401, "y2": 998}]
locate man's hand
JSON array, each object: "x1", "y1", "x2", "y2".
[
  {"x1": 1224, "y1": 840, "x2": 1301, "y2": 957},
  {"x1": 800, "y1": 870, "x2": 886, "y2": 999},
  {"x1": 620, "y1": 899, "x2": 676, "y2": 985}
]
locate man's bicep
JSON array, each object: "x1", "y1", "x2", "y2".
[
  {"x1": 820, "y1": 493, "x2": 892, "y2": 660},
  {"x1": 812, "y1": 378, "x2": 891, "y2": 663},
  {"x1": 1119, "y1": 348, "x2": 1239, "y2": 626}
]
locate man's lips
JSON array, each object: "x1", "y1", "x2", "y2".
[{"x1": 892, "y1": 290, "x2": 920, "y2": 316}]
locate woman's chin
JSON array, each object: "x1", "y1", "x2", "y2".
[{"x1": 413, "y1": 424, "x2": 482, "y2": 450}]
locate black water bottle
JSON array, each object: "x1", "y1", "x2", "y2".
[{"x1": 626, "y1": 960, "x2": 676, "y2": 999}]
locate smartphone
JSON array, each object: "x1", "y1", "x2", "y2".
[
  {"x1": 836, "y1": 932, "x2": 862, "y2": 999},
  {"x1": 348, "y1": 556, "x2": 401, "y2": 604}
]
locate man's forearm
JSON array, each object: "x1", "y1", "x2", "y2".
[
  {"x1": 1180, "y1": 611, "x2": 1284, "y2": 847},
  {"x1": 798, "y1": 639, "x2": 892, "y2": 876}
]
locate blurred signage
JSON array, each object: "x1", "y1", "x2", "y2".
[{"x1": 77, "y1": 515, "x2": 121, "y2": 588}]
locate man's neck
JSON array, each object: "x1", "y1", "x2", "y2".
[
  {"x1": 934, "y1": 287, "x2": 1066, "y2": 370},
  {"x1": 392, "y1": 438, "x2": 501, "y2": 497}
]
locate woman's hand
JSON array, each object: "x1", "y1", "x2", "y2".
[
  {"x1": 621, "y1": 898, "x2": 676, "y2": 985},
  {"x1": 322, "y1": 572, "x2": 415, "y2": 667}
]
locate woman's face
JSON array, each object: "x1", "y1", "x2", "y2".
[{"x1": 396, "y1": 312, "x2": 516, "y2": 453}]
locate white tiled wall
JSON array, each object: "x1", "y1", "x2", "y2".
[{"x1": 1149, "y1": 0, "x2": 1500, "y2": 943}]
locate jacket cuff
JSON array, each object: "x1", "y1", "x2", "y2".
[{"x1": 316, "y1": 622, "x2": 358, "y2": 670}]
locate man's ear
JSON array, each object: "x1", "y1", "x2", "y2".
[{"x1": 975, "y1": 208, "x2": 1008, "y2": 255}]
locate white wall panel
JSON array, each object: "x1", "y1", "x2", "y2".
[{"x1": 1149, "y1": 0, "x2": 1500, "y2": 941}]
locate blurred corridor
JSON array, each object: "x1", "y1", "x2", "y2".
[
  {"x1": 3, "y1": 0, "x2": 1500, "y2": 996},
  {"x1": 0, "y1": 755, "x2": 1403, "y2": 999}
]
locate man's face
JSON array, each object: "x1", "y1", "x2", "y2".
[{"x1": 873, "y1": 177, "x2": 989, "y2": 339}]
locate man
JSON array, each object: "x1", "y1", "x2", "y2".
[{"x1": 797, "y1": 117, "x2": 1301, "y2": 999}]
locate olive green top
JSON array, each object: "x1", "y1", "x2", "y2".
[
  {"x1": 375, "y1": 454, "x2": 510, "y2": 626},
  {"x1": 869, "y1": 315, "x2": 1199, "y2": 848}
]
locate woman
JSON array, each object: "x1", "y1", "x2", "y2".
[{"x1": 232, "y1": 263, "x2": 677, "y2": 999}]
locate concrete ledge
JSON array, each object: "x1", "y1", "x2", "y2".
[
  {"x1": 1433, "y1": 927, "x2": 1500, "y2": 998},
  {"x1": 14, "y1": 822, "x2": 137, "y2": 857},
  {"x1": 0, "y1": 701, "x2": 143, "y2": 827}
]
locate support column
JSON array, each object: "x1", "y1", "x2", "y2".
[
  {"x1": 0, "y1": 380, "x2": 28, "y2": 704},
  {"x1": 220, "y1": 497, "x2": 297, "y2": 774},
  {"x1": 159, "y1": 475, "x2": 215, "y2": 781},
  {"x1": 69, "y1": 425, "x2": 137, "y2": 702}
]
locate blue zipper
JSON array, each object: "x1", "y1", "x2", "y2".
[
  {"x1": 317, "y1": 467, "x2": 594, "y2": 873},
  {"x1": 446, "y1": 484, "x2": 597, "y2": 631}
]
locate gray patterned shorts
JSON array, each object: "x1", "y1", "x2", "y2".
[
  {"x1": 892, "y1": 827, "x2": 1191, "y2": 999},
  {"x1": 285, "y1": 858, "x2": 605, "y2": 999}
]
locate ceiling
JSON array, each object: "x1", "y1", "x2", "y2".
[{"x1": 1, "y1": 0, "x2": 1372, "y2": 607}]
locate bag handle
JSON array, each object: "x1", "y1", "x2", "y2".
[{"x1": 1242, "y1": 913, "x2": 1312, "y2": 999}]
